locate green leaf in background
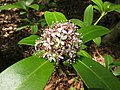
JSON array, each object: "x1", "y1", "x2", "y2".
[
  {"x1": 110, "y1": 4, "x2": 120, "y2": 13},
  {"x1": 29, "y1": 4, "x2": 39, "y2": 11},
  {"x1": 104, "y1": 54, "x2": 113, "y2": 70},
  {"x1": 84, "y1": 5, "x2": 93, "y2": 26},
  {"x1": 0, "y1": 1, "x2": 27, "y2": 10},
  {"x1": 18, "y1": 35, "x2": 40, "y2": 46},
  {"x1": 92, "y1": 0, "x2": 104, "y2": 12},
  {"x1": 73, "y1": 57, "x2": 120, "y2": 90},
  {"x1": 110, "y1": 61, "x2": 120, "y2": 66},
  {"x1": 113, "y1": 67, "x2": 120, "y2": 76},
  {"x1": 49, "y1": 2, "x2": 58, "y2": 7},
  {"x1": 30, "y1": 24, "x2": 38, "y2": 34},
  {"x1": 103, "y1": 1, "x2": 111, "y2": 12},
  {"x1": 80, "y1": 44, "x2": 87, "y2": 49},
  {"x1": 78, "y1": 25, "x2": 110, "y2": 43},
  {"x1": 77, "y1": 50, "x2": 91, "y2": 59},
  {"x1": 44, "y1": 11, "x2": 67, "y2": 26},
  {"x1": 0, "y1": 4, "x2": 20, "y2": 10},
  {"x1": 23, "y1": 18, "x2": 33, "y2": 23},
  {"x1": 93, "y1": 37, "x2": 101, "y2": 46},
  {"x1": 16, "y1": 1, "x2": 27, "y2": 10},
  {"x1": 16, "y1": 25, "x2": 29, "y2": 31},
  {"x1": 25, "y1": 0, "x2": 34, "y2": 6},
  {"x1": 0, "y1": 55, "x2": 55, "y2": 90},
  {"x1": 20, "y1": 11, "x2": 26, "y2": 15},
  {"x1": 70, "y1": 19, "x2": 85, "y2": 27},
  {"x1": 93, "y1": 5, "x2": 101, "y2": 12}
]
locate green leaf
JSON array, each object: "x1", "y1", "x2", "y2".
[
  {"x1": 29, "y1": 4, "x2": 39, "y2": 10},
  {"x1": 20, "y1": 11, "x2": 26, "y2": 15},
  {"x1": 16, "y1": 25, "x2": 29, "y2": 31},
  {"x1": 103, "y1": 1, "x2": 111, "y2": 12},
  {"x1": 0, "y1": 4, "x2": 21, "y2": 10},
  {"x1": 25, "y1": 0, "x2": 34, "y2": 6},
  {"x1": 93, "y1": 5, "x2": 101, "y2": 12},
  {"x1": 110, "y1": 4, "x2": 120, "y2": 13},
  {"x1": 30, "y1": 24, "x2": 38, "y2": 34},
  {"x1": 93, "y1": 37, "x2": 101, "y2": 46},
  {"x1": 49, "y1": 2, "x2": 58, "y2": 7},
  {"x1": 78, "y1": 25, "x2": 110, "y2": 43},
  {"x1": 41, "y1": 21, "x2": 46, "y2": 27},
  {"x1": 84, "y1": 5, "x2": 93, "y2": 26},
  {"x1": 0, "y1": 1, "x2": 27, "y2": 10},
  {"x1": 80, "y1": 44, "x2": 87, "y2": 49},
  {"x1": 110, "y1": 61, "x2": 120, "y2": 66},
  {"x1": 18, "y1": 35, "x2": 40, "y2": 46},
  {"x1": 0, "y1": 55, "x2": 55, "y2": 90},
  {"x1": 23, "y1": 18, "x2": 33, "y2": 23},
  {"x1": 92, "y1": 0, "x2": 104, "y2": 12},
  {"x1": 16, "y1": 1, "x2": 27, "y2": 10},
  {"x1": 113, "y1": 67, "x2": 120, "y2": 76},
  {"x1": 44, "y1": 11, "x2": 67, "y2": 26},
  {"x1": 104, "y1": 54, "x2": 113, "y2": 70},
  {"x1": 77, "y1": 50, "x2": 91, "y2": 59},
  {"x1": 73, "y1": 57, "x2": 120, "y2": 90},
  {"x1": 70, "y1": 19, "x2": 85, "y2": 27}
]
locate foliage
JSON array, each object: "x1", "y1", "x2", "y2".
[
  {"x1": 0, "y1": 55, "x2": 55, "y2": 90},
  {"x1": 73, "y1": 57, "x2": 120, "y2": 90},
  {"x1": 0, "y1": 0, "x2": 120, "y2": 90},
  {"x1": 104, "y1": 54, "x2": 120, "y2": 76},
  {"x1": 0, "y1": 0, "x2": 57, "y2": 34}
]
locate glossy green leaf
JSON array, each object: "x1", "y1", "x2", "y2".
[
  {"x1": 70, "y1": 19, "x2": 85, "y2": 27},
  {"x1": 29, "y1": 4, "x2": 39, "y2": 10},
  {"x1": 92, "y1": 0, "x2": 104, "y2": 12},
  {"x1": 110, "y1": 4, "x2": 120, "y2": 13},
  {"x1": 0, "y1": 55, "x2": 55, "y2": 90},
  {"x1": 113, "y1": 67, "x2": 120, "y2": 76},
  {"x1": 93, "y1": 37, "x2": 101, "y2": 46},
  {"x1": 44, "y1": 11, "x2": 67, "y2": 26},
  {"x1": 73, "y1": 57, "x2": 120, "y2": 90},
  {"x1": 77, "y1": 50, "x2": 91, "y2": 59},
  {"x1": 18, "y1": 35, "x2": 40, "y2": 46},
  {"x1": 104, "y1": 54, "x2": 113, "y2": 70},
  {"x1": 78, "y1": 25, "x2": 110, "y2": 43},
  {"x1": 30, "y1": 24, "x2": 38, "y2": 34},
  {"x1": 84, "y1": 5, "x2": 93, "y2": 26}
]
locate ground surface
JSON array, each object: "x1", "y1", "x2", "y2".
[{"x1": 0, "y1": 0, "x2": 120, "y2": 90}]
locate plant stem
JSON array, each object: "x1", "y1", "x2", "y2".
[{"x1": 94, "y1": 12, "x2": 106, "y2": 25}]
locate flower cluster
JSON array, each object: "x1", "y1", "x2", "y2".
[{"x1": 35, "y1": 21, "x2": 82, "y2": 64}]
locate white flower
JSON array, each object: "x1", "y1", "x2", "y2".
[{"x1": 35, "y1": 21, "x2": 82, "y2": 64}]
